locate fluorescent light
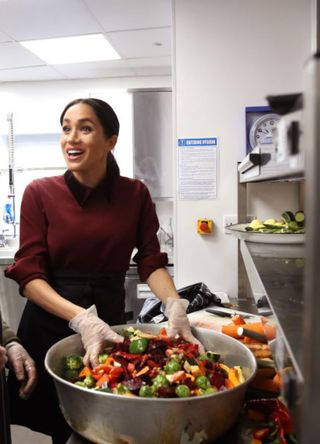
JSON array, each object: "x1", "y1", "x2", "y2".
[{"x1": 20, "y1": 33, "x2": 121, "y2": 64}]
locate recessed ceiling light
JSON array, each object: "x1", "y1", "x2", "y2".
[{"x1": 20, "y1": 33, "x2": 121, "y2": 64}]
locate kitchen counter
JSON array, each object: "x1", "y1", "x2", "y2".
[{"x1": 0, "y1": 247, "x2": 16, "y2": 264}]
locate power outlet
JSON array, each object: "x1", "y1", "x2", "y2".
[{"x1": 223, "y1": 215, "x2": 238, "y2": 234}]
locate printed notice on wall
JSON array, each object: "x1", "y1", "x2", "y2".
[{"x1": 178, "y1": 137, "x2": 218, "y2": 200}]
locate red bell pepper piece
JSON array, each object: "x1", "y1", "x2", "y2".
[{"x1": 108, "y1": 366, "x2": 124, "y2": 384}]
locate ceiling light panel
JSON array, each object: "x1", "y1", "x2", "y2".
[{"x1": 20, "y1": 33, "x2": 121, "y2": 64}]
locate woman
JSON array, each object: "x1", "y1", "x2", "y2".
[
  {"x1": 5, "y1": 98, "x2": 203, "y2": 443},
  {"x1": 0, "y1": 319, "x2": 37, "y2": 399}
]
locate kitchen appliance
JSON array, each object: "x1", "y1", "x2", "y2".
[
  {"x1": 239, "y1": 94, "x2": 304, "y2": 182},
  {"x1": 45, "y1": 324, "x2": 257, "y2": 444}
]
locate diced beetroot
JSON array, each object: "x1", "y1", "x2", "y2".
[
  {"x1": 210, "y1": 371, "x2": 226, "y2": 389},
  {"x1": 157, "y1": 386, "x2": 177, "y2": 398}
]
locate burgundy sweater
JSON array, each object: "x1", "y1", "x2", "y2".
[{"x1": 5, "y1": 171, "x2": 167, "y2": 292}]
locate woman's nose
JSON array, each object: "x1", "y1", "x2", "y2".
[{"x1": 67, "y1": 128, "x2": 80, "y2": 142}]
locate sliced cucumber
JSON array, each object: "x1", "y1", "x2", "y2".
[
  {"x1": 281, "y1": 211, "x2": 295, "y2": 223},
  {"x1": 295, "y1": 210, "x2": 305, "y2": 225}
]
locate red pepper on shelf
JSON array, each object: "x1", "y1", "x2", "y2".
[{"x1": 244, "y1": 398, "x2": 294, "y2": 444}]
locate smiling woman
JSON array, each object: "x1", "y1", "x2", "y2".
[
  {"x1": 4, "y1": 97, "x2": 202, "y2": 443},
  {"x1": 60, "y1": 98, "x2": 119, "y2": 188}
]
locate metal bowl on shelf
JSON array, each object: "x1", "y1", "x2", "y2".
[{"x1": 45, "y1": 324, "x2": 257, "y2": 444}]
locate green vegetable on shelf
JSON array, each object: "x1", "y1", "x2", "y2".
[{"x1": 246, "y1": 210, "x2": 305, "y2": 234}]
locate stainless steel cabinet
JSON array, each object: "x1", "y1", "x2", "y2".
[{"x1": 131, "y1": 89, "x2": 173, "y2": 199}]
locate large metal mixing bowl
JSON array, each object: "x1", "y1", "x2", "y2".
[{"x1": 45, "y1": 324, "x2": 257, "y2": 444}]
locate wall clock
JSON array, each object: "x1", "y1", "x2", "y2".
[{"x1": 245, "y1": 106, "x2": 280, "y2": 153}]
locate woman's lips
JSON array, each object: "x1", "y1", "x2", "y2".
[{"x1": 66, "y1": 149, "x2": 84, "y2": 160}]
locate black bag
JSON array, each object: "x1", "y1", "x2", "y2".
[{"x1": 137, "y1": 282, "x2": 223, "y2": 324}]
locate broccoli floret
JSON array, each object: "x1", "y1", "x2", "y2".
[
  {"x1": 83, "y1": 375, "x2": 96, "y2": 388},
  {"x1": 65, "y1": 354, "x2": 84, "y2": 371},
  {"x1": 63, "y1": 368, "x2": 80, "y2": 383},
  {"x1": 74, "y1": 381, "x2": 86, "y2": 388}
]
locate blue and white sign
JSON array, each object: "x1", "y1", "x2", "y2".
[
  {"x1": 178, "y1": 137, "x2": 218, "y2": 200},
  {"x1": 178, "y1": 138, "x2": 217, "y2": 147}
]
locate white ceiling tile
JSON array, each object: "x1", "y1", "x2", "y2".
[
  {"x1": 0, "y1": 0, "x2": 172, "y2": 82},
  {"x1": 52, "y1": 59, "x2": 136, "y2": 79},
  {"x1": 0, "y1": 30, "x2": 12, "y2": 43},
  {"x1": 84, "y1": 0, "x2": 172, "y2": 31},
  {"x1": 126, "y1": 56, "x2": 172, "y2": 68},
  {"x1": 0, "y1": 42, "x2": 45, "y2": 69},
  {"x1": 0, "y1": 0, "x2": 102, "y2": 40},
  {"x1": 0, "y1": 65, "x2": 66, "y2": 82},
  {"x1": 107, "y1": 28, "x2": 171, "y2": 59}
]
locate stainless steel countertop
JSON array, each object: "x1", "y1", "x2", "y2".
[{"x1": 245, "y1": 241, "x2": 304, "y2": 371}]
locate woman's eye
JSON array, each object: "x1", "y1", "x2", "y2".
[
  {"x1": 62, "y1": 126, "x2": 71, "y2": 133},
  {"x1": 81, "y1": 126, "x2": 92, "y2": 133}
]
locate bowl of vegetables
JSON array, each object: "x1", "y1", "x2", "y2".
[{"x1": 45, "y1": 324, "x2": 257, "y2": 444}]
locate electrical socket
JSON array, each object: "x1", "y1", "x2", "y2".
[{"x1": 223, "y1": 215, "x2": 238, "y2": 234}]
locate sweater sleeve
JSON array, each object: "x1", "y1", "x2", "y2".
[
  {"x1": 5, "y1": 180, "x2": 50, "y2": 293},
  {"x1": 2, "y1": 320, "x2": 20, "y2": 346},
  {"x1": 132, "y1": 183, "x2": 168, "y2": 281}
]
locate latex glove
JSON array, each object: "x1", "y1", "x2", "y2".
[
  {"x1": 6, "y1": 341, "x2": 37, "y2": 400},
  {"x1": 165, "y1": 297, "x2": 205, "y2": 355},
  {"x1": 69, "y1": 305, "x2": 124, "y2": 368},
  {"x1": 0, "y1": 345, "x2": 8, "y2": 371}
]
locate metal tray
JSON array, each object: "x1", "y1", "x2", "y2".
[{"x1": 227, "y1": 223, "x2": 305, "y2": 244}]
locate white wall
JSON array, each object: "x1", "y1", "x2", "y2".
[
  {"x1": 0, "y1": 75, "x2": 171, "y2": 233},
  {"x1": 173, "y1": 0, "x2": 311, "y2": 298}
]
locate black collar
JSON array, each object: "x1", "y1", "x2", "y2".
[{"x1": 64, "y1": 170, "x2": 115, "y2": 206}]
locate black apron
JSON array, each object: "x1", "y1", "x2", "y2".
[{"x1": 7, "y1": 271, "x2": 126, "y2": 443}]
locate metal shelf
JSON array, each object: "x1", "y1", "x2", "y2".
[{"x1": 240, "y1": 241, "x2": 304, "y2": 380}]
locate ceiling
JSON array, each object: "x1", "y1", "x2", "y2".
[{"x1": 0, "y1": 0, "x2": 172, "y2": 83}]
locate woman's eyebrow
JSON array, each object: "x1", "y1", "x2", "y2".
[{"x1": 62, "y1": 117, "x2": 96, "y2": 124}]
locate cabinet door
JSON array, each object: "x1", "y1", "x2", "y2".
[{"x1": 132, "y1": 90, "x2": 173, "y2": 199}]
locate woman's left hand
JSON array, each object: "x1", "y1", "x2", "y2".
[
  {"x1": 165, "y1": 297, "x2": 205, "y2": 355},
  {"x1": 6, "y1": 342, "x2": 37, "y2": 400}
]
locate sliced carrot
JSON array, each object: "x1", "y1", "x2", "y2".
[
  {"x1": 272, "y1": 371, "x2": 283, "y2": 390},
  {"x1": 251, "y1": 439, "x2": 263, "y2": 444},
  {"x1": 231, "y1": 314, "x2": 246, "y2": 325},
  {"x1": 225, "y1": 378, "x2": 234, "y2": 389},
  {"x1": 221, "y1": 324, "x2": 243, "y2": 338},
  {"x1": 250, "y1": 375, "x2": 280, "y2": 393},
  {"x1": 135, "y1": 366, "x2": 150, "y2": 377},
  {"x1": 79, "y1": 366, "x2": 92, "y2": 378}
]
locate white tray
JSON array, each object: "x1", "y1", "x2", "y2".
[{"x1": 227, "y1": 223, "x2": 305, "y2": 244}]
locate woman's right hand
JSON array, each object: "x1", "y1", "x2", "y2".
[
  {"x1": 0, "y1": 345, "x2": 8, "y2": 371},
  {"x1": 69, "y1": 305, "x2": 124, "y2": 368}
]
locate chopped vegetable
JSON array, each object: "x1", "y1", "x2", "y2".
[
  {"x1": 61, "y1": 327, "x2": 246, "y2": 398},
  {"x1": 245, "y1": 398, "x2": 296, "y2": 444},
  {"x1": 65, "y1": 354, "x2": 83, "y2": 371},
  {"x1": 129, "y1": 338, "x2": 149, "y2": 354},
  {"x1": 245, "y1": 211, "x2": 305, "y2": 234}
]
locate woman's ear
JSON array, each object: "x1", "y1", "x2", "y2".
[{"x1": 106, "y1": 135, "x2": 118, "y2": 151}]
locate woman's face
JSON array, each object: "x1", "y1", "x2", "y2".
[{"x1": 60, "y1": 102, "x2": 117, "y2": 187}]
